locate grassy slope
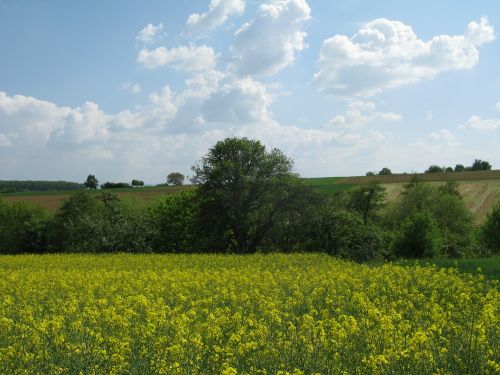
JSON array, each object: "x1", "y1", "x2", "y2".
[{"x1": 303, "y1": 171, "x2": 500, "y2": 222}]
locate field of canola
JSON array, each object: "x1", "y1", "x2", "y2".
[{"x1": 0, "y1": 254, "x2": 498, "y2": 374}]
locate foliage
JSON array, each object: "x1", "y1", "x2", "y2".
[
  {"x1": 101, "y1": 182, "x2": 131, "y2": 189},
  {"x1": 469, "y1": 159, "x2": 492, "y2": 171},
  {"x1": 385, "y1": 178, "x2": 475, "y2": 257},
  {"x1": 481, "y1": 200, "x2": 500, "y2": 254},
  {"x1": 0, "y1": 254, "x2": 497, "y2": 374},
  {"x1": 167, "y1": 172, "x2": 185, "y2": 186},
  {"x1": 192, "y1": 137, "x2": 301, "y2": 253},
  {"x1": 366, "y1": 171, "x2": 376, "y2": 176},
  {"x1": 0, "y1": 199, "x2": 51, "y2": 254},
  {"x1": 50, "y1": 192, "x2": 151, "y2": 253},
  {"x1": 0, "y1": 180, "x2": 83, "y2": 193},
  {"x1": 149, "y1": 190, "x2": 199, "y2": 253},
  {"x1": 425, "y1": 165, "x2": 444, "y2": 173},
  {"x1": 454, "y1": 164, "x2": 465, "y2": 172},
  {"x1": 84, "y1": 174, "x2": 99, "y2": 189},
  {"x1": 378, "y1": 167, "x2": 392, "y2": 175},
  {"x1": 348, "y1": 182, "x2": 387, "y2": 224},
  {"x1": 306, "y1": 207, "x2": 389, "y2": 262},
  {"x1": 394, "y1": 211, "x2": 441, "y2": 258},
  {"x1": 131, "y1": 179, "x2": 144, "y2": 187},
  {"x1": 438, "y1": 181, "x2": 461, "y2": 197}
]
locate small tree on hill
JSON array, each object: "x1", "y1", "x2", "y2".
[
  {"x1": 378, "y1": 167, "x2": 392, "y2": 176},
  {"x1": 425, "y1": 165, "x2": 444, "y2": 173},
  {"x1": 167, "y1": 172, "x2": 185, "y2": 186},
  {"x1": 131, "y1": 179, "x2": 144, "y2": 187},
  {"x1": 469, "y1": 159, "x2": 492, "y2": 171},
  {"x1": 84, "y1": 174, "x2": 98, "y2": 189}
]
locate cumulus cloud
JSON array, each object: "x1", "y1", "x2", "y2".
[
  {"x1": 186, "y1": 0, "x2": 245, "y2": 35},
  {"x1": 314, "y1": 17, "x2": 495, "y2": 97},
  {"x1": 428, "y1": 129, "x2": 459, "y2": 145},
  {"x1": 136, "y1": 23, "x2": 164, "y2": 43},
  {"x1": 202, "y1": 77, "x2": 272, "y2": 124},
  {"x1": 230, "y1": 0, "x2": 311, "y2": 76},
  {"x1": 460, "y1": 115, "x2": 500, "y2": 130},
  {"x1": 329, "y1": 100, "x2": 402, "y2": 127},
  {"x1": 121, "y1": 82, "x2": 142, "y2": 94},
  {"x1": 0, "y1": 82, "x2": 394, "y2": 181},
  {"x1": 137, "y1": 45, "x2": 218, "y2": 71}
]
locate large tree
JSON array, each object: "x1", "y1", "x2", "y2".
[
  {"x1": 167, "y1": 172, "x2": 185, "y2": 186},
  {"x1": 191, "y1": 137, "x2": 300, "y2": 253},
  {"x1": 84, "y1": 174, "x2": 99, "y2": 189}
]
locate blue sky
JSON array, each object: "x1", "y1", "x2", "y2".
[{"x1": 0, "y1": 0, "x2": 499, "y2": 183}]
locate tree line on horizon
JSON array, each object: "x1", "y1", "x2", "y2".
[
  {"x1": 366, "y1": 159, "x2": 492, "y2": 177},
  {"x1": 0, "y1": 137, "x2": 499, "y2": 259}
]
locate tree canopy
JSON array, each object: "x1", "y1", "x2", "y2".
[
  {"x1": 167, "y1": 172, "x2": 185, "y2": 186},
  {"x1": 192, "y1": 137, "x2": 301, "y2": 253},
  {"x1": 84, "y1": 175, "x2": 99, "y2": 189}
]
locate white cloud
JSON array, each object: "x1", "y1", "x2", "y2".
[
  {"x1": 121, "y1": 82, "x2": 142, "y2": 94},
  {"x1": 137, "y1": 45, "x2": 218, "y2": 71},
  {"x1": 50, "y1": 102, "x2": 109, "y2": 144},
  {"x1": 428, "y1": 128, "x2": 459, "y2": 145},
  {"x1": 496, "y1": 101, "x2": 500, "y2": 111},
  {"x1": 329, "y1": 100, "x2": 402, "y2": 127},
  {"x1": 426, "y1": 111, "x2": 433, "y2": 121},
  {"x1": 314, "y1": 17, "x2": 495, "y2": 97},
  {"x1": 202, "y1": 77, "x2": 272, "y2": 124},
  {"x1": 136, "y1": 23, "x2": 164, "y2": 44},
  {"x1": 230, "y1": 0, "x2": 311, "y2": 76},
  {"x1": 186, "y1": 0, "x2": 245, "y2": 35},
  {"x1": 460, "y1": 115, "x2": 500, "y2": 130}
]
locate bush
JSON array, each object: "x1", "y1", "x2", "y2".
[
  {"x1": 481, "y1": 200, "x2": 500, "y2": 255},
  {"x1": 384, "y1": 179, "x2": 475, "y2": 258},
  {"x1": 51, "y1": 192, "x2": 151, "y2": 253},
  {"x1": 0, "y1": 199, "x2": 51, "y2": 254},
  {"x1": 306, "y1": 207, "x2": 388, "y2": 262},
  {"x1": 149, "y1": 190, "x2": 198, "y2": 253},
  {"x1": 394, "y1": 211, "x2": 441, "y2": 258},
  {"x1": 101, "y1": 182, "x2": 130, "y2": 189}
]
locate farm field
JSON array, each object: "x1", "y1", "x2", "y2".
[
  {"x1": 1, "y1": 170, "x2": 499, "y2": 221},
  {"x1": 0, "y1": 185, "x2": 193, "y2": 212},
  {"x1": 0, "y1": 254, "x2": 498, "y2": 374}
]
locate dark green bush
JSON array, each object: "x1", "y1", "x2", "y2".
[
  {"x1": 0, "y1": 199, "x2": 51, "y2": 254},
  {"x1": 393, "y1": 211, "x2": 441, "y2": 258},
  {"x1": 481, "y1": 200, "x2": 500, "y2": 255}
]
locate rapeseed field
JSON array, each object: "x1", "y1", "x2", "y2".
[{"x1": 0, "y1": 254, "x2": 498, "y2": 374}]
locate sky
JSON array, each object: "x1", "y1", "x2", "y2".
[{"x1": 0, "y1": 0, "x2": 499, "y2": 184}]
